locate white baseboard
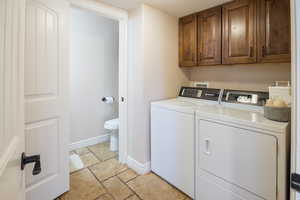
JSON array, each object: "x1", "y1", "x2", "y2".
[
  {"x1": 69, "y1": 134, "x2": 110, "y2": 151},
  {"x1": 127, "y1": 156, "x2": 151, "y2": 175}
]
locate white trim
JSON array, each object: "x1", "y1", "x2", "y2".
[
  {"x1": 127, "y1": 156, "x2": 151, "y2": 175},
  {"x1": 291, "y1": 0, "x2": 299, "y2": 199},
  {"x1": 68, "y1": 0, "x2": 128, "y2": 164},
  {"x1": 69, "y1": 134, "x2": 110, "y2": 151},
  {"x1": 69, "y1": 0, "x2": 127, "y2": 20}
]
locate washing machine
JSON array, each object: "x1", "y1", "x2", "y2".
[
  {"x1": 151, "y1": 87, "x2": 221, "y2": 198},
  {"x1": 195, "y1": 89, "x2": 290, "y2": 200}
]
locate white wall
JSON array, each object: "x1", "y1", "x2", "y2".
[
  {"x1": 70, "y1": 7, "x2": 119, "y2": 143},
  {"x1": 293, "y1": 0, "x2": 300, "y2": 199},
  {"x1": 128, "y1": 4, "x2": 189, "y2": 165}
]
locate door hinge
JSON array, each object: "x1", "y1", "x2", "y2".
[{"x1": 291, "y1": 173, "x2": 300, "y2": 192}]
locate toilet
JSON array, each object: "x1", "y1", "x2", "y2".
[{"x1": 104, "y1": 118, "x2": 119, "y2": 152}]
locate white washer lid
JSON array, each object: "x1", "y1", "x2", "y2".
[{"x1": 104, "y1": 118, "x2": 119, "y2": 130}]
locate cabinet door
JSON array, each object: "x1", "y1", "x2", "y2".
[
  {"x1": 198, "y1": 7, "x2": 222, "y2": 65},
  {"x1": 222, "y1": 0, "x2": 257, "y2": 64},
  {"x1": 179, "y1": 15, "x2": 197, "y2": 67},
  {"x1": 258, "y1": 0, "x2": 291, "y2": 63}
]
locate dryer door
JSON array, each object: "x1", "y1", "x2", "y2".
[{"x1": 197, "y1": 119, "x2": 277, "y2": 200}]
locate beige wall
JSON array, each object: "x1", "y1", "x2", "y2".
[
  {"x1": 128, "y1": 4, "x2": 189, "y2": 164},
  {"x1": 186, "y1": 63, "x2": 291, "y2": 91}
]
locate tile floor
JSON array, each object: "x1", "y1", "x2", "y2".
[{"x1": 57, "y1": 142, "x2": 192, "y2": 200}]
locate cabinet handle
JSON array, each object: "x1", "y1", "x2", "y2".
[
  {"x1": 204, "y1": 139, "x2": 211, "y2": 155},
  {"x1": 199, "y1": 52, "x2": 202, "y2": 59},
  {"x1": 262, "y1": 46, "x2": 266, "y2": 57},
  {"x1": 249, "y1": 46, "x2": 254, "y2": 57}
]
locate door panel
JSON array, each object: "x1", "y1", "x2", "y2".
[
  {"x1": 179, "y1": 15, "x2": 197, "y2": 67},
  {"x1": 222, "y1": 0, "x2": 256, "y2": 64},
  {"x1": 198, "y1": 7, "x2": 222, "y2": 65},
  {"x1": 258, "y1": 0, "x2": 291, "y2": 63},
  {"x1": 25, "y1": 119, "x2": 59, "y2": 188},
  {"x1": 0, "y1": 0, "x2": 26, "y2": 199},
  {"x1": 25, "y1": 0, "x2": 69, "y2": 199},
  {"x1": 25, "y1": 2, "x2": 59, "y2": 96}
]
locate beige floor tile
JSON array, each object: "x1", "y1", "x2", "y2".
[
  {"x1": 59, "y1": 169, "x2": 106, "y2": 200},
  {"x1": 96, "y1": 194, "x2": 114, "y2": 200},
  {"x1": 80, "y1": 153, "x2": 100, "y2": 168},
  {"x1": 89, "y1": 158, "x2": 127, "y2": 181},
  {"x1": 88, "y1": 142, "x2": 117, "y2": 161},
  {"x1": 127, "y1": 173, "x2": 186, "y2": 200},
  {"x1": 74, "y1": 147, "x2": 90, "y2": 155},
  {"x1": 103, "y1": 177, "x2": 133, "y2": 200},
  {"x1": 117, "y1": 169, "x2": 138, "y2": 182},
  {"x1": 126, "y1": 195, "x2": 141, "y2": 200}
]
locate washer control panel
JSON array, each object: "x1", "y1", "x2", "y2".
[{"x1": 179, "y1": 87, "x2": 221, "y2": 101}]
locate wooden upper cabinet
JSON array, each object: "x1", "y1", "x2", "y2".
[
  {"x1": 178, "y1": 0, "x2": 291, "y2": 67},
  {"x1": 258, "y1": 0, "x2": 291, "y2": 63},
  {"x1": 222, "y1": 0, "x2": 257, "y2": 64},
  {"x1": 179, "y1": 15, "x2": 197, "y2": 67},
  {"x1": 197, "y1": 6, "x2": 222, "y2": 65}
]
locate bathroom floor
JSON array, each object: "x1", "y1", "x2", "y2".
[{"x1": 57, "y1": 142, "x2": 192, "y2": 200}]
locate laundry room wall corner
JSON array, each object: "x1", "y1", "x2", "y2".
[{"x1": 127, "y1": 4, "x2": 189, "y2": 169}]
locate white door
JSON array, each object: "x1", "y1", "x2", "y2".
[
  {"x1": 0, "y1": 0, "x2": 26, "y2": 199},
  {"x1": 24, "y1": 0, "x2": 69, "y2": 199}
]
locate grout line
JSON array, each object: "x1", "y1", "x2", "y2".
[
  {"x1": 87, "y1": 144, "x2": 118, "y2": 163},
  {"x1": 87, "y1": 167, "x2": 117, "y2": 200},
  {"x1": 94, "y1": 193, "x2": 115, "y2": 200},
  {"x1": 116, "y1": 175, "x2": 143, "y2": 200},
  {"x1": 87, "y1": 146, "x2": 104, "y2": 162},
  {"x1": 123, "y1": 171, "x2": 139, "y2": 183}
]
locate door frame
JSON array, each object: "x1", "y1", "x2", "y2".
[
  {"x1": 68, "y1": 0, "x2": 128, "y2": 164},
  {"x1": 291, "y1": 0, "x2": 299, "y2": 199}
]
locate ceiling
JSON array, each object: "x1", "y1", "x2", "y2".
[{"x1": 97, "y1": 0, "x2": 232, "y2": 17}]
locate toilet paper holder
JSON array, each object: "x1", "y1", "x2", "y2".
[{"x1": 102, "y1": 96, "x2": 115, "y2": 104}]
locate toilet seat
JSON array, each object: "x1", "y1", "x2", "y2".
[{"x1": 104, "y1": 118, "x2": 119, "y2": 130}]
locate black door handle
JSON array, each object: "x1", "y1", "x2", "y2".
[{"x1": 21, "y1": 152, "x2": 41, "y2": 175}]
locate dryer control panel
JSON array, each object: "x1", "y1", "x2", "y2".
[{"x1": 222, "y1": 89, "x2": 269, "y2": 106}]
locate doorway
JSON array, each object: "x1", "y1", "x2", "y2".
[
  {"x1": 69, "y1": 6, "x2": 120, "y2": 172},
  {"x1": 68, "y1": 0, "x2": 128, "y2": 165}
]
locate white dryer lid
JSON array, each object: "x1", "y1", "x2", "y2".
[{"x1": 196, "y1": 105, "x2": 289, "y2": 134}]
